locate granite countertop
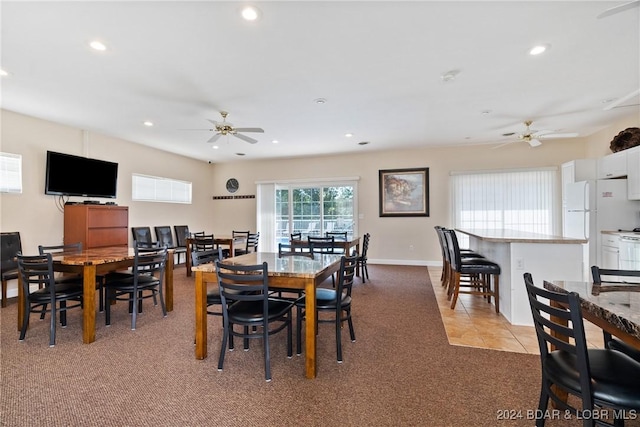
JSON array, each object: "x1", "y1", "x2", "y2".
[
  {"x1": 456, "y1": 228, "x2": 587, "y2": 244},
  {"x1": 544, "y1": 280, "x2": 640, "y2": 346}
]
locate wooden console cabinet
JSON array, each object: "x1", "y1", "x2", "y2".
[{"x1": 64, "y1": 205, "x2": 129, "y2": 248}]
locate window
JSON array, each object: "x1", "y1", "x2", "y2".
[
  {"x1": 132, "y1": 173, "x2": 192, "y2": 203},
  {"x1": 257, "y1": 178, "x2": 359, "y2": 251},
  {"x1": 451, "y1": 168, "x2": 557, "y2": 238},
  {"x1": 0, "y1": 152, "x2": 22, "y2": 194}
]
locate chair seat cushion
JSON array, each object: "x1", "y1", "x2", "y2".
[
  {"x1": 546, "y1": 349, "x2": 640, "y2": 409},
  {"x1": 296, "y1": 288, "x2": 352, "y2": 309},
  {"x1": 106, "y1": 274, "x2": 159, "y2": 291},
  {"x1": 1, "y1": 269, "x2": 19, "y2": 281},
  {"x1": 608, "y1": 337, "x2": 640, "y2": 363},
  {"x1": 207, "y1": 289, "x2": 222, "y2": 305},
  {"x1": 459, "y1": 258, "x2": 501, "y2": 274},
  {"x1": 30, "y1": 283, "x2": 83, "y2": 301},
  {"x1": 228, "y1": 299, "x2": 292, "y2": 323}
]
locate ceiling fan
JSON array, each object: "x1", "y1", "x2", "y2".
[
  {"x1": 494, "y1": 120, "x2": 579, "y2": 149},
  {"x1": 204, "y1": 111, "x2": 264, "y2": 144},
  {"x1": 597, "y1": 0, "x2": 639, "y2": 18}
]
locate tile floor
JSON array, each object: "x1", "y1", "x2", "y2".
[{"x1": 428, "y1": 267, "x2": 604, "y2": 354}]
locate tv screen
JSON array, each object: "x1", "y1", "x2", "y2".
[{"x1": 45, "y1": 151, "x2": 118, "y2": 198}]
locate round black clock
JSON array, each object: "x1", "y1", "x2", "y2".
[{"x1": 226, "y1": 178, "x2": 239, "y2": 193}]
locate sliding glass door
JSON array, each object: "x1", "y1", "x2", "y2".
[{"x1": 275, "y1": 184, "x2": 355, "y2": 244}]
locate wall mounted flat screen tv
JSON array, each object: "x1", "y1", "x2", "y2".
[{"x1": 45, "y1": 151, "x2": 118, "y2": 198}]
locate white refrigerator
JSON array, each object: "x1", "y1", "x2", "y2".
[{"x1": 563, "y1": 179, "x2": 640, "y2": 278}]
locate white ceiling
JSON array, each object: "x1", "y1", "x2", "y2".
[{"x1": 2, "y1": 1, "x2": 639, "y2": 163}]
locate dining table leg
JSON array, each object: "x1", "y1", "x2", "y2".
[
  {"x1": 304, "y1": 278, "x2": 317, "y2": 379},
  {"x1": 165, "y1": 251, "x2": 174, "y2": 312},
  {"x1": 17, "y1": 274, "x2": 24, "y2": 331},
  {"x1": 82, "y1": 264, "x2": 97, "y2": 344},
  {"x1": 194, "y1": 270, "x2": 208, "y2": 360},
  {"x1": 186, "y1": 239, "x2": 193, "y2": 277}
]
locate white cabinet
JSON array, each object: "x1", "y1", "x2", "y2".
[
  {"x1": 626, "y1": 146, "x2": 640, "y2": 200},
  {"x1": 597, "y1": 150, "x2": 627, "y2": 179},
  {"x1": 561, "y1": 159, "x2": 597, "y2": 185},
  {"x1": 601, "y1": 233, "x2": 620, "y2": 269}
]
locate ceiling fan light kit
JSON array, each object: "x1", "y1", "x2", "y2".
[{"x1": 203, "y1": 111, "x2": 264, "y2": 145}]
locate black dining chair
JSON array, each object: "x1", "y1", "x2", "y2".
[
  {"x1": 215, "y1": 260, "x2": 296, "y2": 382},
  {"x1": 173, "y1": 225, "x2": 190, "y2": 264},
  {"x1": 17, "y1": 253, "x2": 83, "y2": 347},
  {"x1": 356, "y1": 233, "x2": 370, "y2": 283},
  {"x1": 104, "y1": 246, "x2": 168, "y2": 330},
  {"x1": 296, "y1": 254, "x2": 358, "y2": 362},
  {"x1": 132, "y1": 227, "x2": 154, "y2": 247},
  {"x1": 524, "y1": 273, "x2": 640, "y2": 427},
  {"x1": 1, "y1": 232, "x2": 22, "y2": 308},
  {"x1": 591, "y1": 265, "x2": 640, "y2": 363},
  {"x1": 191, "y1": 247, "x2": 225, "y2": 317}
]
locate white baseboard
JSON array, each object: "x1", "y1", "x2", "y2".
[{"x1": 368, "y1": 259, "x2": 440, "y2": 267}]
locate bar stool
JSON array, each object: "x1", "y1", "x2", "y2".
[
  {"x1": 434, "y1": 226, "x2": 484, "y2": 294},
  {"x1": 443, "y1": 229, "x2": 500, "y2": 313}
]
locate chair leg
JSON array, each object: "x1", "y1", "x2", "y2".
[
  {"x1": 49, "y1": 302, "x2": 57, "y2": 347},
  {"x1": 105, "y1": 288, "x2": 112, "y2": 326},
  {"x1": 1, "y1": 279, "x2": 7, "y2": 308},
  {"x1": 60, "y1": 301, "x2": 67, "y2": 327},
  {"x1": 19, "y1": 303, "x2": 30, "y2": 341},
  {"x1": 493, "y1": 275, "x2": 499, "y2": 314},
  {"x1": 296, "y1": 306, "x2": 303, "y2": 356},
  {"x1": 218, "y1": 322, "x2": 229, "y2": 371},
  {"x1": 263, "y1": 321, "x2": 272, "y2": 382},
  {"x1": 450, "y1": 272, "x2": 461, "y2": 309},
  {"x1": 336, "y1": 313, "x2": 343, "y2": 363},
  {"x1": 347, "y1": 311, "x2": 356, "y2": 342},
  {"x1": 286, "y1": 313, "x2": 293, "y2": 358}
]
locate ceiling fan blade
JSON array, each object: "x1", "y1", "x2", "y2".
[
  {"x1": 233, "y1": 133, "x2": 258, "y2": 144},
  {"x1": 603, "y1": 88, "x2": 640, "y2": 111},
  {"x1": 207, "y1": 133, "x2": 223, "y2": 143},
  {"x1": 539, "y1": 132, "x2": 579, "y2": 139},
  {"x1": 233, "y1": 127, "x2": 264, "y2": 133},
  {"x1": 491, "y1": 141, "x2": 516, "y2": 150},
  {"x1": 597, "y1": 0, "x2": 640, "y2": 18},
  {"x1": 528, "y1": 138, "x2": 542, "y2": 148}
]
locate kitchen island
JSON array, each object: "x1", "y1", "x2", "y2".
[{"x1": 456, "y1": 229, "x2": 587, "y2": 325}]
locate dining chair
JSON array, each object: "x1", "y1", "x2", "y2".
[
  {"x1": 38, "y1": 242, "x2": 97, "y2": 312},
  {"x1": 17, "y1": 253, "x2": 83, "y2": 347},
  {"x1": 173, "y1": 225, "x2": 190, "y2": 264},
  {"x1": 215, "y1": 260, "x2": 296, "y2": 382},
  {"x1": 231, "y1": 230, "x2": 250, "y2": 256},
  {"x1": 308, "y1": 235, "x2": 337, "y2": 286},
  {"x1": 443, "y1": 228, "x2": 499, "y2": 312},
  {"x1": 290, "y1": 232, "x2": 302, "y2": 242},
  {"x1": 155, "y1": 225, "x2": 186, "y2": 264},
  {"x1": 191, "y1": 233, "x2": 216, "y2": 253},
  {"x1": 591, "y1": 265, "x2": 640, "y2": 363},
  {"x1": 191, "y1": 247, "x2": 225, "y2": 317},
  {"x1": 104, "y1": 246, "x2": 168, "y2": 330},
  {"x1": 523, "y1": 273, "x2": 640, "y2": 427},
  {"x1": 1, "y1": 232, "x2": 22, "y2": 308},
  {"x1": 296, "y1": 254, "x2": 357, "y2": 362},
  {"x1": 356, "y1": 232, "x2": 370, "y2": 283},
  {"x1": 278, "y1": 242, "x2": 314, "y2": 258},
  {"x1": 131, "y1": 226, "x2": 154, "y2": 247},
  {"x1": 325, "y1": 232, "x2": 348, "y2": 253},
  {"x1": 246, "y1": 232, "x2": 260, "y2": 253}
]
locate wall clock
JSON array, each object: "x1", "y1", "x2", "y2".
[{"x1": 226, "y1": 178, "x2": 239, "y2": 194}]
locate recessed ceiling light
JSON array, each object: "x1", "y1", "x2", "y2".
[
  {"x1": 241, "y1": 6, "x2": 261, "y2": 21},
  {"x1": 89, "y1": 40, "x2": 107, "y2": 51},
  {"x1": 272, "y1": 140, "x2": 279, "y2": 144},
  {"x1": 314, "y1": 98, "x2": 327, "y2": 104},
  {"x1": 345, "y1": 133, "x2": 353, "y2": 138},
  {"x1": 529, "y1": 44, "x2": 550, "y2": 55},
  {"x1": 441, "y1": 69, "x2": 460, "y2": 82},
  {"x1": 143, "y1": 121, "x2": 154, "y2": 127},
  {"x1": 0, "y1": 68, "x2": 9, "y2": 77},
  {"x1": 212, "y1": 145, "x2": 219, "y2": 149}
]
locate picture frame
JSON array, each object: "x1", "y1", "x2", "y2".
[{"x1": 379, "y1": 167, "x2": 429, "y2": 217}]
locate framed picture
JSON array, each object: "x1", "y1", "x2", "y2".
[{"x1": 379, "y1": 167, "x2": 429, "y2": 217}]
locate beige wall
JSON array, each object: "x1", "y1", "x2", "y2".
[
  {"x1": 2, "y1": 108, "x2": 638, "y2": 298},
  {"x1": 0, "y1": 109, "x2": 215, "y2": 257}
]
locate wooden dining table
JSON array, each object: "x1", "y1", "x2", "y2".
[
  {"x1": 17, "y1": 246, "x2": 174, "y2": 344},
  {"x1": 192, "y1": 251, "x2": 342, "y2": 379},
  {"x1": 185, "y1": 235, "x2": 246, "y2": 276},
  {"x1": 544, "y1": 280, "x2": 640, "y2": 349},
  {"x1": 291, "y1": 236, "x2": 360, "y2": 276}
]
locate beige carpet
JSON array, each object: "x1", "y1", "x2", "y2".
[{"x1": 2, "y1": 264, "x2": 633, "y2": 426}]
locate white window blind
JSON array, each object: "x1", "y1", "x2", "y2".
[
  {"x1": 0, "y1": 152, "x2": 23, "y2": 194},
  {"x1": 451, "y1": 168, "x2": 557, "y2": 235},
  {"x1": 132, "y1": 174, "x2": 192, "y2": 203}
]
